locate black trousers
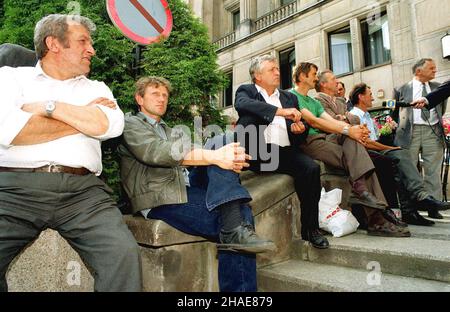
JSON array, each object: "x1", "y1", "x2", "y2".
[
  {"x1": 248, "y1": 145, "x2": 321, "y2": 236},
  {"x1": 368, "y1": 150, "x2": 399, "y2": 209}
]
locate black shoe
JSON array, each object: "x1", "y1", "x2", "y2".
[
  {"x1": 402, "y1": 211, "x2": 435, "y2": 226},
  {"x1": 303, "y1": 229, "x2": 329, "y2": 249},
  {"x1": 428, "y1": 209, "x2": 444, "y2": 220},
  {"x1": 348, "y1": 191, "x2": 387, "y2": 210},
  {"x1": 218, "y1": 223, "x2": 276, "y2": 254},
  {"x1": 383, "y1": 209, "x2": 408, "y2": 227},
  {"x1": 418, "y1": 196, "x2": 450, "y2": 211}
]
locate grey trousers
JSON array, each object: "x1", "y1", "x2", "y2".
[
  {"x1": 407, "y1": 124, "x2": 445, "y2": 201},
  {"x1": 0, "y1": 172, "x2": 142, "y2": 292}
]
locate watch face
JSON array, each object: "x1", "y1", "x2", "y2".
[{"x1": 46, "y1": 101, "x2": 56, "y2": 115}]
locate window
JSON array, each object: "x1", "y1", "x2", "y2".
[
  {"x1": 279, "y1": 48, "x2": 296, "y2": 90},
  {"x1": 232, "y1": 10, "x2": 240, "y2": 31},
  {"x1": 281, "y1": 0, "x2": 295, "y2": 6},
  {"x1": 329, "y1": 26, "x2": 353, "y2": 76},
  {"x1": 222, "y1": 71, "x2": 233, "y2": 108},
  {"x1": 361, "y1": 11, "x2": 391, "y2": 67}
]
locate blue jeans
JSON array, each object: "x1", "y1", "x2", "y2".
[{"x1": 148, "y1": 165, "x2": 257, "y2": 292}]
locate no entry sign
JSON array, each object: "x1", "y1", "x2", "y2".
[{"x1": 106, "y1": 0, "x2": 173, "y2": 45}]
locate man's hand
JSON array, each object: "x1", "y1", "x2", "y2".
[
  {"x1": 212, "y1": 142, "x2": 251, "y2": 173},
  {"x1": 21, "y1": 102, "x2": 46, "y2": 115},
  {"x1": 88, "y1": 97, "x2": 118, "y2": 110},
  {"x1": 411, "y1": 97, "x2": 428, "y2": 109},
  {"x1": 291, "y1": 121, "x2": 306, "y2": 134},
  {"x1": 277, "y1": 108, "x2": 302, "y2": 123},
  {"x1": 348, "y1": 124, "x2": 369, "y2": 144}
]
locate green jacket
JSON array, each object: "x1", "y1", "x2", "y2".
[{"x1": 118, "y1": 112, "x2": 189, "y2": 214}]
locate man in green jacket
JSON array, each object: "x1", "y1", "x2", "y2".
[{"x1": 118, "y1": 76, "x2": 274, "y2": 292}]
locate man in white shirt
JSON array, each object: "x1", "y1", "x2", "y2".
[
  {"x1": 234, "y1": 55, "x2": 330, "y2": 249},
  {"x1": 393, "y1": 58, "x2": 447, "y2": 217},
  {"x1": 0, "y1": 14, "x2": 141, "y2": 292}
]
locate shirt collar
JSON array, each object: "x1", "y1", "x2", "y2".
[
  {"x1": 138, "y1": 112, "x2": 167, "y2": 127},
  {"x1": 351, "y1": 106, "x2": 366, "y2": 116},
  {"x1": 255, "y1": 84, "x2": 280, "y2": 99},
  {"x1": 34, "y1": 61, "x2": 87, "y2": 82},
  {"x1": 413, "y1": 77, "x2": 430, "y2": 88}
]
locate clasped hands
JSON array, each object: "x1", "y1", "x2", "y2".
[
  {"x1": 349, "y1": 124, "x2": 370, "y2": 145},
  {"x1": 213, "y1": 142, "x2": 251, "y2": 174},
  {"x1": 278, "y1": 108, "x2": 306, "y2": 134}
]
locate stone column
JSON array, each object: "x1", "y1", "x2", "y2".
[{"x1": 236, "y1": 0, "x2": 254, "y2": 39}]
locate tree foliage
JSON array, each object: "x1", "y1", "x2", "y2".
[{"x1": 0, "y1": 0, "x2": 228, "y2": 199}]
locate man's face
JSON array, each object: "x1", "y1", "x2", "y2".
[
  {"x1": 301, "y1": 67, "x2": 319, "y2": 90},
  {"x1": 255, "y1": 60, "x2": 280, "y2": 90},
  {"x1": 336, "y1": 83, "x2": 346, "y2": 98},
  {"x1": 58, "y1": 23, "x2": 95, "y2": 77},
  {"x1": 322, "y1": 72, "x2": 338, "y2": 95},
  {"x1": 360, "y1": 88, "x2": 374, "y2": 108},
  {"x1": 418, "y1": 60, "x2": 437, "y2": 82},
  {"x1": 136, "y1": 85, "x2": 169, "y2": 121}
]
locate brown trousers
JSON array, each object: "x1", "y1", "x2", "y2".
[{"x1": 301, "y1": 134, "x2": 387, "y2": 209}]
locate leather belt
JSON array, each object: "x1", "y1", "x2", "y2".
[{"x1": 0, "y1": 165, "x2": 91, "y2": 176}]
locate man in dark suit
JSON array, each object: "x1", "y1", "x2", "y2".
[
  {"x1": 393, "y1": 58, "x2": 447, "y2": 218},
  {"x1": 0, "y1": 43, "x2": 37, "y2": 67},
  {"x1": 233, "y1": 55, "x2": 329, "y2": 249}
]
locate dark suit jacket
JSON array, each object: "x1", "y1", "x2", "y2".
[
  {"x1": 426, "y1": 79, "x2": 450, "y2": 108},
  {"x1": 392, "y1": 80, "x2": 446, "y2": 147},
  {"x1": 234, "y1": 84, "x2": 308, "y2": 165},
  {"x1": 0, "y1": 43, "x2": 37, "y2": 68}
]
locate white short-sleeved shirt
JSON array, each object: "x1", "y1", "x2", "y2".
[{"x1": 0, "y1": 63, "x2": 124, "y2": 175}]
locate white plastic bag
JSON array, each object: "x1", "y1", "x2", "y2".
[{"x1": 318, "y1": 188, "x2": 359, "y2": 238}]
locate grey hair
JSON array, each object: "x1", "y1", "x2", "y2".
[
  {"x1": 412, "y1": 58, "x2": 434, "y2": 75},
  {"x1": 34, "y1": 14, "x2": 96, "y2": 59},
  {"x1": 315, "y1": 69, "x2": 334, "y2": 92},
  {"x1": 249, "y1": 55, "x2": 277, "y2": 83}
]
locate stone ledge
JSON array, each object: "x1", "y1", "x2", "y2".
[
  {"x1": 125, "y1": 171, "x2": 296, "y2": 247},
  {"x1": 7, "y1": 164, "x2": 350, "y2": 291}
]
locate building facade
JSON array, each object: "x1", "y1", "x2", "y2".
[{"x1": 184, "y1": 0, "x2": 450, "y2": 118}]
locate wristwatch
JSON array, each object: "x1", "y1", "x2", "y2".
[
  {"x1": 342, "y1": 125, "x2": 350, "y2": 136},
  {"x1": 45, "y1": 100, "x2": 56, "y2": 117}
]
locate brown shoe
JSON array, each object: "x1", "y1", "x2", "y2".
[
  {"x1": 367, "y1": 220, "x2": 411, "y2": 237},
  {"x1": 348, "y1": 191, "x2": 387, "y2": 210}
]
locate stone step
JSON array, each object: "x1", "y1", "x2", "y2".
[
  {"x1": 408, "y1": 223, "x2": 450, "y2": 241},
  {"x1": 419, "y1": 211, "x2": 450, "y2": 224},
  {"x1": 291, "y1": 232, "x2": 450, "y2": 283},
  {"x1": 258, "y1": 260, "x2": 450, "y2": 292}
]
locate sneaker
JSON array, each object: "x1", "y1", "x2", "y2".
[{"x1": 218, "y1": 223, "x2": 276, "y2": 254}]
